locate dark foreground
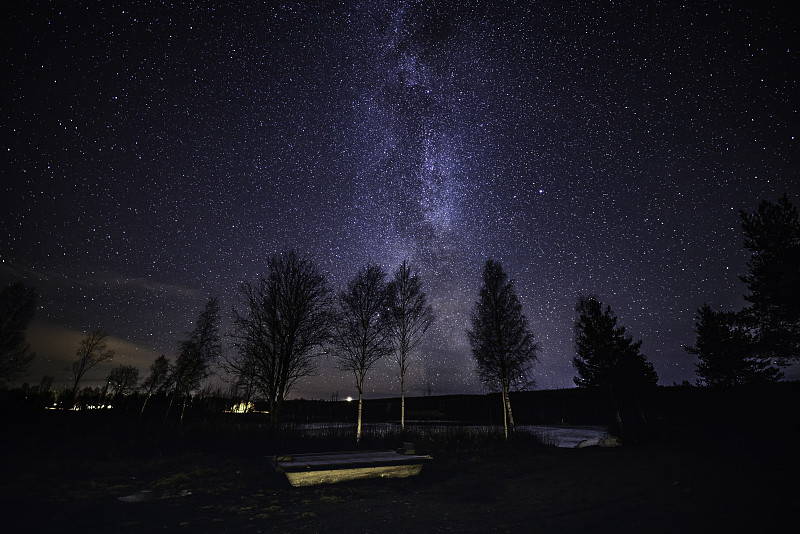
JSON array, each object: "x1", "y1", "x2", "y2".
[{"x1": 3, "y1": 436, "x2": 797, "y2": 533}]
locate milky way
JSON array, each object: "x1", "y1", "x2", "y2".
[{"x1": 2, "y1": 1, "x2": 799, "y2": 397}]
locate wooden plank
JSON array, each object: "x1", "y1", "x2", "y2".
[
  {"x1": 285, "y1": 464, "x2": 424, "y2": 487},
  {"x1": 274, "y1": 450, "x2": 430, "y2": 471},
  {"x1": 269, "y1": 450, "x2": 433, "y2": 486}
]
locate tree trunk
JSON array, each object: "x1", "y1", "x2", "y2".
[
  {"x1": 635, "y1": 395, "x2": 647, "y2": 426},
  {"x1": 274, "y1": 397, "x2": 285, "y2": 428},
  {"x1": 501, "y1": 387, "x2": 509, "y2": 440},
  {"x1": 610, "y1": 388, "x2": 624, "y2": 438},
  {"x1": 140, "y1": 393, "x2": 151, "y2": 416},
  {"x1": 268, "y1": 397, "x2": 280, "y2": 429},
  {"x1": 400, "y1": 371, "x2": 406, "y2": 430},
  {"x1": 356, "y1": 389, "x2": 363, "y2": 444},
  {"x1": 180, "y1": 395, "x2": 188, "y2": 424},
  {"x1": 164, "y1": 392, "x2": 177, "y2": 423},
  {"x1": 505, "y1": 391, "x2": 515, "y2": 434}
]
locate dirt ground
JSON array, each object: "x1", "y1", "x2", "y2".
[{"x1": 3, "y1": 439, "x2": 797, "y2": 533}]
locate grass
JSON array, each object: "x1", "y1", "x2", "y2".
[{"x1": 3, "y1": 406, "x2": 798, "y2": 533}]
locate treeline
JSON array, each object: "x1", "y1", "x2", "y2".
[
  {"x1": 275, "y1": 381, "x2": 800, "y2": 430},
  {"x1": 1, "y1": 195, "x2": 798, "y2": 444},
  {"x1": 5, "y1": 382, "x2": 797, "y2": 438},
  {"x1": 686, "y1": 194, "x2": 800, "y2": 385},
  {"x1": 0, "y1": 255, "x2": 436, "y2": 440}
]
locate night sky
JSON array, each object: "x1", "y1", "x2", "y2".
[{"x1": 2, "y1": 1, "x2": 799, "y2": 398}]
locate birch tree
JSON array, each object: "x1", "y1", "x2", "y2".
[
  {"x1": 169, "y1": 298, "x2": 221, "y2": 422},
  {"x1": 140, "y1": 354, "x2": 170, "y2": 414},
  {"x1": 389, "y1": 260, "x2": 433, "y2": 429},
  {"x1": 467, "y1": 260, "x2": 539, "y2": 440},
  {"x1": 334, "y1": 264, "x2": 394, "y2": 443}
]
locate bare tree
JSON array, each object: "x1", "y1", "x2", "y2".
[
  {"x1": 33, "y1": 374, "x2": 55, "y2": 409},
  {"x1": 229, "y1": 365, "x2": 259, "y2": 407},
  {"x1": 227, "y1": 251, "x2": 333, "y2": 425},
  {"x1": 71, "y1": 330, "x2": 115, "y2": 395},
  {"x1": 467, "y1": 260, "x2": 539, "y2": 440},
  {"x1": 333, "y1": 264, "x2": 394, "y2": 443},
  {"x1": 169, "y1": 298, "x2": 221, "y2": 422},
  {"x1": 140, "y1": 354, "x2": 170, "y2": 414},
  {"x1": 0, "y1": 281, "x2": 38, "y2": 385},
  {"x1": 38, "y1": 374, "x2": 54, "y2": 392},
  {"x1": 389, "y1": 260, "x2": 434, "y2": 429},
  {"x1": 107, "y1": 364, "x2": 139, "y2": 400}
]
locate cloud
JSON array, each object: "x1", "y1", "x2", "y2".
[
  {"x1": 18, "y1": 321, "x2": 164, "y2": 389},
  {"x1": 91, "y1": 272, "x2": 203, "y2": 299},
  {"x1": 0, "y1": 260, "x2": 201, "y2": 299}
]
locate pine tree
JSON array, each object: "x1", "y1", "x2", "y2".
[
  {"x1": 686, "y1": 305, "x2": 783, "y2": 386},
  {"x1": 573, "y1": 296, "x2": 657, "y2": 441},
  {"x1": 572, "y1": 296, "x2": 658, "y2": 391},
  {"x1": 740, "y1": 194, "x2": 800, "y2": 364}
]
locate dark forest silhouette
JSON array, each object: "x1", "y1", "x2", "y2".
[{"x1": 687, "y1": 194, "x2": 799, "y2": 385}]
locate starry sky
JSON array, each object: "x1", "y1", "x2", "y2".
[{"x1": 2, "y1": 1, "x2": 799, "y2": 398}]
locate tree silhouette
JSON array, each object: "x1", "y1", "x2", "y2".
[
  {"x1": 740, "y1": 194, "x2": 800, "y2": 364},
  {"x1": 573, "y1": 296, "x2": 658, "y2": 390},
  {"x1": 333, "y1": 264, "x2": 394, "y2": 443},
  {"x1": 686, "y1": 304, "x2": 783, "y2": 386},
  {"x1": 228, "y1": 251, "x2": 333, "y2": 425},
  {"x1": 0, "y1": 281, "x2": 38, "y2": 385},
  {"x1": 71, "y1": 330, "x2": 115, "y2": 395},
  {"x1": 389, "y1": 260, "x2": 434, "y2": 430},
  {"x1": 106, "y1": 364, "x2": 139, "y2": 400},
  {"x1": 169, "y1": 298, "x2": 221, "y2": 422},
  {"x1": 140, "y1": 354, "x2": 170, "y2": 414},
  {"x1": 573, "y1": 296, "x2": 657, "y2": 439},
  {"x1": 467, "y1": 260, "x2": 539, "y2": 439}
]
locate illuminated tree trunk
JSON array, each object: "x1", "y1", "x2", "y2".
[
  {"x1": 164, "y1": 392, "x2": 177, "y2": 423},
  {"x1": 356, "y1": 390, "x2": 363, "y2": 444},
  {"x1": 501, "y1": 385, "x2": 509, "y2": 440},
  {"x1": 180, "y1": 395, "x2": 188, "y2": 424},
  {"x1": 400, "y1": 372, "x2": 406, "y2": 430},
  {"x1": 389, "y1": 260, "x2": 434, "y2": 433},
  {"x1": 467, "y1": 260, "x2": 539, "y2": 442},
  {"x1": 505, "y1": 391, "x2": 515, "y2": 433}
]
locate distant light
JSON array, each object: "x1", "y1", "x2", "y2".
[{"x1": 346, "y1": 396, "x2": 353, "y2": 402}]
